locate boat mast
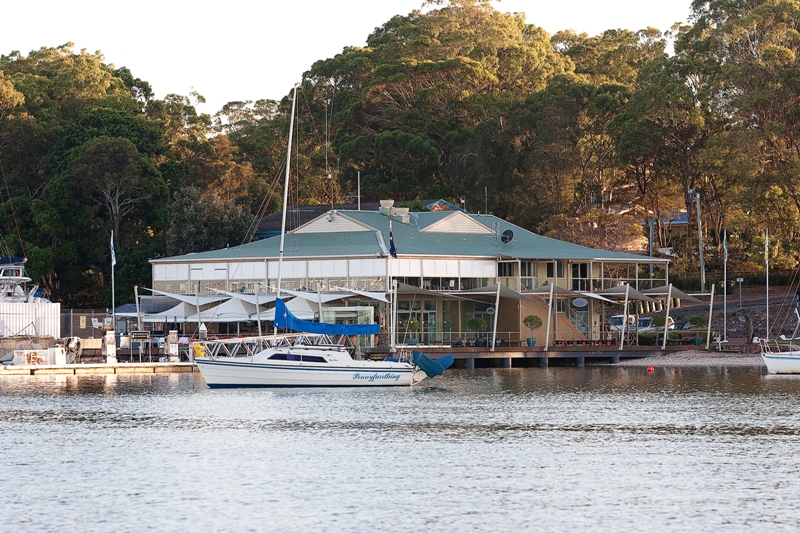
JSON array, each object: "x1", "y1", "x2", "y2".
[{"x1": 275, "y1": 85, "x2": 298, "y2": 340}]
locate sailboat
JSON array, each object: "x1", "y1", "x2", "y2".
[
  {"x1": 759, "y1": 229, "x2": 800, "y2": 373},
  {"x1": 761, "y1": 309, "x2": 800, "y2": 373},
  {"x1": 194, "y1": 87, "x2": 452, "y2": 387}
]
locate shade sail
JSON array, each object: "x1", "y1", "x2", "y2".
[
  {"x1": 642, "y1": 284, "x2": 704, "y2": 304},
  {"x1": 208, "y1": 289, "x2": 278, "y2": 306},
  {"x1": 277, "y1": 288, "x2": 353, "y2": 304},
  {"x1": 261, "y1": 297, "x2": 317, "y2": 321},
  {"x1": 141, "y1": 301, "x2": 199, "y2": 323},
  {"x1": 143, "y1": 287, "x2": 229, "y2": 306},
  {"x1": 526, "y1": 284, "x2": 577, "y2": 296},
  {"x1": 329, "y1": 286, "x2": 390, "y2": 303},
  {"x1": 596, "y1": 285, "x2": 657, "y2": 303},
  {"x1": 185, "y1": 297, "x2": 260, "y2": 323},
  {"x1": 524, "y1": 284, "x2": 615, "y2": 303},
  {"x1": 447, "y1": 283, "x2": 528, "y2": 301},
  {"x1": 396, "y1": 282, "x2": 454, "y2": 299}
]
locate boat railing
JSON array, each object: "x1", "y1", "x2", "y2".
[
  {"x1": 760, "y1": 337, "x2": 800, "y2": 354},
  {"x1": 199, "y1": 333, "x2": 334, "y2": 358}
]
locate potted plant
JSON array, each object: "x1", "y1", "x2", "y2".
[
  {"x1": 523, "y1": 314, "x2": 543, "y2": 347},
  {"x1": 467, "y1": 316, "x2": 488, "y2": 346},
  {"x1": 406, "y1": 317, "x2": 420, "y2": 345}
]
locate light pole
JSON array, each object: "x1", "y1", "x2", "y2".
[
  {"x1": 690, "y1": 189, "x2": 706, "y2": 293},
  {"x1": 737, "y1": 277, "x2": 743, "y2": 310}
]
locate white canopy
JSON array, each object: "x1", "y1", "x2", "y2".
[
  {"x1": 143, "y1": 287, "x2": 229, "y2": 306},
  {"x1": 277, "y1": 288, "x2": 353, "y2": 304},
  {"x1": 208, "y1": 289, "x2": 279, "y2": 306},
  {"x1": 261, "y1": 297, "x2": 317, "y2": 321},
  {"x1": 140, "y1": 301, "x2": 199, "y2": 323},
  {"x1": 185, "y1": 297, "x2": 261, "y2": 323},
  {"x1": 330, "y1": 286, "x2": 390, "y2": 303}
]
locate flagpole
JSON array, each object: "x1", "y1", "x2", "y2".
[
  {"x1": 111, "y1": 230, "x2": 116, "y2": 333},
  {"x1": 723, "y1": 229, "x2": 727, "y2": 341},
  {"x1": 766, "y1": 228, "x2": 770, "y2": 340}
]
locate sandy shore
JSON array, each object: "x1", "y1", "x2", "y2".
[{"x1": 618, "y1": 350, "x2": 764, "y2": 367}]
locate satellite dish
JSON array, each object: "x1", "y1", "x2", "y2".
[
  {"x1": 486, "y1": 307, "x2": 495, "y2": 315},
  {"x1": 501, "y1": 230, "x2": 514, "y2": 243}
]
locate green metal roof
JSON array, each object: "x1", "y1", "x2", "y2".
[{"x1": 155, "y1": 210, "x2": 665, "y2": 264}]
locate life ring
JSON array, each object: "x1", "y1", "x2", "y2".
[{"x1": 36, "y1": 357, "x2": 44, "y2": 365}]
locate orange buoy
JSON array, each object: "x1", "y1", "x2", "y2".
[{"x1": 646, "y1": 366, "x2": 654, "y2": 374}]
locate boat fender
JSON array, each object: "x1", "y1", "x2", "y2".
[{"x1": 193, "y1": 343, "x2": 206, "y2": 357}]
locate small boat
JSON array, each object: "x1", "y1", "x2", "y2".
[
  {"x1": 0, "y1": 256, "x2": 49, "y2": 303},
  {"x1": 761, "y1": 347, "x2": 800, "y2": 374},
  {"x1": 761, "y1": 309, "x2": 800, "y2": 374}
]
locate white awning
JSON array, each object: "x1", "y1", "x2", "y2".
[
  {"x1": 185, "y1": 298, "x2": 261, "y2": 323},
  {"x1": 142, "y1": 287, "x2": 229, "y2": 306},
  {"x1": 261, "y1": 297, "x2": 317, "y2": 321}
]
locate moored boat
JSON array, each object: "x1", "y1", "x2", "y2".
[
  {"x1": 193, "y1": 86, "x2": 452, "y2": 387},
  {"x1": 194, "y1": 299, "x2": 453, "y2": 387},
  {"x1": 761, "y1": 348, "x2": 800, "y2": 374}
]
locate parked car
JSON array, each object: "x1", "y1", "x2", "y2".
[
  {"x1": 609, "y1": 315, "x2": 636, "y2": 332},
  {"x1": 636, "y1": 316, "x2": 676, "y2": 333},
  {"x1": 609, "y1": 315, "x2": 675, "y2": 333}
]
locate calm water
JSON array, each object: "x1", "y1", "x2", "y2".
[{"x1": 2, "y1": 366, "x2": 800, "y2": 532}]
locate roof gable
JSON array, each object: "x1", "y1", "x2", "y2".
[
  {"x1": 293, "y1": 211, "x2": 375, "y2": 234},
  {"x1": 419, "y1": 211, "x2": 493, "y2": 234}
]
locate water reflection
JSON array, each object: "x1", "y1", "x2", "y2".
[{"x1": 3, "y1": 367, "x2": 800, "y2": 532}]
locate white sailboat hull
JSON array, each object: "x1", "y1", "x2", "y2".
[
  {"x1": 195, "y1": 357, "x2": 415, "y2": 387},
  {"x1": 762, "y1": 351, "x2": 800, "y2": 374}
]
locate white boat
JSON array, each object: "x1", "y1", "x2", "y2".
[
  {"x1": 0, "y1": 256, "x2": 49, "y2": 303},
  {"x1": 194, "y1": 86, "x2": 452, "y2": 387},
  {"x1": 196, "y1": 343, "x2": 419, "y2": 388},
  {"x1": 761, "y1": 348, "x2": 800, "y2": 374},
  {"x1": 761, "y1": 309, "x2": 800, "y2": 374},
  {"x1": 195, "y1": 311, "x2": 452, "y2": 387}
]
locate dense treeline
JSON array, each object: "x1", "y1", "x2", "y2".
[{"x1": 1, "y1": 0, "x2": 799, "y2": 307}]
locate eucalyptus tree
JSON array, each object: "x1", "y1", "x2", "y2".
[
  {"x1": 304, "y1": 0, "x2": 570, "y2": 205},
  {"x1": 676, "y1": 0, "x2": 800, "y2": 265}
]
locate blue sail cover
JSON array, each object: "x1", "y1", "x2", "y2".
[{"x1": 273, "y1": 298, "x2": 380, "y2": 335}]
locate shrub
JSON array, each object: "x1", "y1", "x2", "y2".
[
  {"x1": 523, "y1": 314, "x2": 543, "y2": 333},
  {"x1": 651, "y1": 315, "x2": 666, "y2": 327},
  {"x1": 690, "y1": 315, "x2": 706, "y2": 327},
  {"x1": 467, "y1": 316, "x2": 487, "y2": 332}
]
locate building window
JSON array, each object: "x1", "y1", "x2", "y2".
[
  {"x1": 498, "y1": 263, "x2": 515, "y2": 277},
  {"x1": 546, "y1": 262, "x2": 564, "y2": 278},
  {"x1": 572, "y1": 263, "x2": 589, "y2": 290}
]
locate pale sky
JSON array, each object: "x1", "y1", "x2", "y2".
[{"x1": 2, "y1": 0, "x2": 692, "y2": 115}]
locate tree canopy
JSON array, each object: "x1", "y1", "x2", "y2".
[{"x1": 2, "y1": 0, "x2": 800, "y2": 307}]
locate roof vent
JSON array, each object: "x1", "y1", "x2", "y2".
[{"x1": 379, "y1": 199, "x2": 394, "y2": 215}]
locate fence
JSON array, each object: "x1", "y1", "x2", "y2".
[
  {"x1": 669, "y1": 269, "x2": 795, "y2": 292},
  {"x1": 60, "y1": 309, "x2": 111, "y2": 338}
]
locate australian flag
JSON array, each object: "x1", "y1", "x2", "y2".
[
  {"x1": 389, "y1": 220, "x2": 397, "y2": 258},
  {"x1": 110, "y1": 231, "x2": 116, "y2": 267}
]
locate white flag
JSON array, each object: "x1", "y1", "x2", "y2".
[{"x1": 111, "y1": 231, "x2": 116, "y2": 267}]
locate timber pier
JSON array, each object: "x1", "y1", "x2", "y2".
[{"x1": 1, "y1": 341, "x2": 758, "y2": 376}]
